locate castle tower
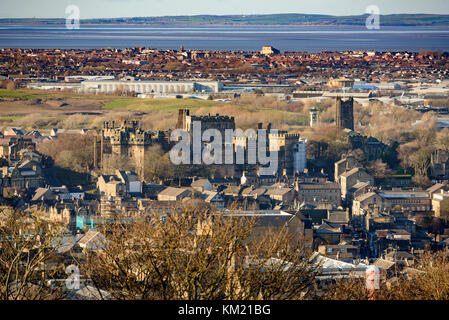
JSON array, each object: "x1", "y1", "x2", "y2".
[
  {"x1": 336, "y1": 97, "x2": 354, "y2": 131},
  {"x1": 268, "y1": 130, "x2": 302, "y2": 176},
  {"x1": 292, "y1": 138, "x2": 307, "y2": 174},
  {"x1": 99, "y1": 120, "x2": 152, "y2": 179},
  {"x1": 176, "y1": 108, "x2": 190, "y2": 131}
]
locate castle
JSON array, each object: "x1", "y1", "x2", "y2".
[
  {"x1": 94, "y1": 120, "x2": 152, "y2": 179},
  {"x1": 176, "y1": 109, "x2": 236, "y2": 135},
  {"x1": 268, "y1": 130, "x2": 307, "y2": 176},
  {"x1": 176, "y1": 109, "x2": 237, "y2": 177},
  {"x1": 94, "y1": 110, "x2": 308, "y2": 181},
  {"x1": 177, "y1": 109, "x2": 307, "y2": 177}
]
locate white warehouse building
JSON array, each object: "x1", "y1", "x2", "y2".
[{"x1": 80, "y1": 79, "x2": 223, "y2": 94}]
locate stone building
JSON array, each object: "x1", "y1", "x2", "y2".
[
  {"x1": 269, "y1": 131, "x2": 306, "y2": 176},
  {"x1": 260, "y1": 46, "x2": 280, "y2": 56},
  {"x1": 176, "y1": 109, "x2": 236, "y2": 176},
  {"x1": 352, "y1": 190, "x2": 432, "y2": 218},
  {"x1": 336, "y1": 97, "x2": 354, "y2": 131},
  {"x1": 157, "y1": 187, "x2": 191, "y2": 202},
  {"x1": 94, "y1": 120, "x2": 152, "y2": 179},
  {"x1": 335, "y1": 154, "x2": 359, "y2": 184},
  {"x1": 352, "y1": 192, "x2": 383, "y2": 218},
  {"x1": 379, "y1": 190, "x2": 431, "y2": 212},
  {"x1": 0, "y1": 136, "x2": 36, "y2": 162},
  {"x1": 1, "y1": 159, "x2": 45, "y2": 189},
  {"x1": 328, "y1": 78, "x2": 355, "y2": 89},
  {"x1": 432, "y1": 190, "x2": 449, "y2": 220},
  {"x1": 176, "y1": 109, "x2": 308, "y2": 177},
  {"x1": 176, "y1": 108, "x2": 235, "y2": 136},
  {"x1": 339, "y1": 168, "x2": 374, "y2": 200},
  {"x1": 295, "y1": 181, "x2": 342, "y2": 208},
  {"x1": 430, "y1": 149, "x2": 449, "y2": 178},
  {"x1": 97, "y1": 170, "x2": 141, "y2": 198},
  {"x1": 265, "y1": 187, "x2": 295, "y2": 206},
  {"x1": 346, "y1": 131, "x2": 387, "y2": 161},
  {"x1": 292, "y1": 138, "x2": 307, "y2": 174}
]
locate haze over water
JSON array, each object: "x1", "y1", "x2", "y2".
[{"x1": 0, "y1": 25, "x2": 448, "y2": 52}]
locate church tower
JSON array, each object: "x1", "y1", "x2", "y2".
[{"x1": 336, "y1": 97, "x2": 354, "y2": 131}]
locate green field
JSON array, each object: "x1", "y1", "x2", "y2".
[
  {"x1": 102, "y1": 98, "x2": 309, "y2": 124},
  {"x1": 102, "y1": 96, "x2": 306, "y2": 119},
  {"x1": 0, "y1": 89, "x2": 311, "y2": 130},
  {"x1": 0, "y1": 89, "x2": 114, "y2": 101},
  {"x1": 0, "y1": 89, "x2": 229, "y2": 113},
  {"x1": 0, "y1": 89, "x2": 45, "y2": 100},
  {"x1": 102, "y1": 97, "x2": 228, "y2": 112},
  {"x1": 0, "y1": 115, "x2": 23, "y2": 122}
]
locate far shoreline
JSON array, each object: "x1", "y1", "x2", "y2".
[{"x1": 0, "y1": 23, "x2": 448, "y2": 28}]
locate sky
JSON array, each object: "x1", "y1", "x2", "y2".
[{"x1": 1, "y1": 0, "x2": 449, "y2": 19}]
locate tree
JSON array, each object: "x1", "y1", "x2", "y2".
[
  {"x1": 398, "y1": 141, "x2": 419, "y2": 172},
  {"x1": 0, "y1": 80, "x2": 16, "y2": 90},
  {"x1": 366, "y1": 159, "x2": 393, "y2": 179},
  {"x1": 352, "y1": 148, "x2": 366, "y2": 166},
  {"x1": 436, "y1": 128, "x2": 449, "y2": 151},
  {"x1": 6, "y1": 80, "x2": 16, "y2": 90},
  {"x1": 0, "y1": 208, "x2": 66, "y2": 300},
  {"x1": 382, "y1": 141, "x2": 400, "y2": 170},
  {"x1": 323, "y1": 251, "x2": 449, "y2": 300},
  {"x1": 102, "y1": 154, "x2": 135, "y2": 174},
  {"x1": 38, "y1": 133, "x2": 95, "y2": 174},
  {"x1": 82, "y1": 209, "x2": 321, "y2": 300},
  {"x1": 429, "y1": 217, "x2": 444, "y2": 237},
  {"x1": 410, "y1": 148, "x2": 432, "y2": 177},
  {"x1": 412, "y1": 174, "x2": 432, "y2": 189},
  {"x1": 144, "y1": 145, "x2": 176, "y2": 183},
  {"x1": 305, "y1": 126, "x2": 350, "y2": 163}
]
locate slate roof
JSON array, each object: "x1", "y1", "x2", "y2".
[
  {"x1": 373, "y1": 258, "x2": 396, "y2": 271},
  {"x1": 427, "y1": 183, "x2": 445, "y2": 194},
  {"x1": 31, "y1": 188, "x2": 55, "y2": 202},
  {"x1": 191, "y1": 179, "x2": 210, "y2": 188},
  {"x1": 266, "y1": 188, "x2": 293, "y2": 196},
  {"x1": 316, "y1": 221, "x2": 344, "y2": 233},
  {"x1": 354, "y1": 192, "x2": 377, "y2": 202},
  {"x1": 340, "y1": 167, "x2": 362, "y2": 178},
  {"x1": 299, "y1": 183, "x2": 340, "y2": 190},
  {"x1": 157, "y1": 187, "x2": 189, "y2": 198}
]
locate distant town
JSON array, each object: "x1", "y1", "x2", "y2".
[{"x1": 1, "y1": 45, "x2": 449, "y2": 300}]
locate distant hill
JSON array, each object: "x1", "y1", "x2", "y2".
[{"x1": 2, "y1": 13, "x2": 449, "y2": 26}]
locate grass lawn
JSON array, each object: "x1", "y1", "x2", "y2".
[
  {"x1": 102, "y1": 97, "x2": 308, "y2": 125},
  {"x1": 0, "y1": 89, "x2": 309, "y2": 128},
  {"x1": 103, "y1": 97, "x2": 229, "y2": 112},
  {"x1": 262, "y1": 109, "x2": 308, "y2": 123},
  {"x1": 0, "y1": 89, "x2": 44, "y2": 100},
  {"x1": 0, "y1": 89, "x2": 117, "y2": 101},
  {"x1": 0, "y1": 90, "x2": 233, "y2": 113},
  {"x1": 0, "y1": 115, "x2": 24, "y2": 122}
]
